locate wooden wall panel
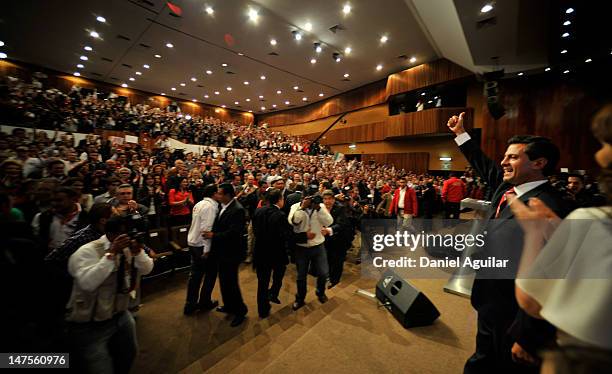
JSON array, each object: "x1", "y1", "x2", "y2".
[
  {"x1": 385, "y1": 59, "x2": 473, "y2": 98},
  {"x1": 385, "y1": 107, "x2": 473, "y2": 138},
  {"x1": 0, "y1": 60, "x2": 253, "y2": 125},
  {"x1": 362, "y1": 153, "x2": 429, "y2": 174}
]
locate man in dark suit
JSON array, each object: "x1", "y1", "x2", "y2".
[
  {"x1": 321, "y1": 190, "x2": 352, "y2": 288},
  {"x1": 447, "y1": 112, "x2": 573, "y2": 374},
  {"x1": 252, "y1": 188, "x2": 294, "y2": 318},
  {"x1": 284, "y1": 183, "x2": 304, "y2": 215},
  {"x1": 202, "y1": 183, "x2": 248, "y2": 327}
]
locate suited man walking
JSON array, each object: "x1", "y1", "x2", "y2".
[
  {"x1": 202, "y1": 183, "x2": 248, "y2": 327},
  {"x1": 321, "y1": 190, "x2": 352, "y2": 288},
  {"x1": 447, "y1": 112, "x2": 572, "y2": 374},
  {"x1": 252, "y1": 188, "x2": 294, "y2": 318}
]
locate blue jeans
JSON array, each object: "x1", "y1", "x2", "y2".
[
  {"x1": 67, "y1": 311, "x2": 138, "y2": 374},
  {"x1": 295, "y1": 244, "x2": 329, "y2": 301}
]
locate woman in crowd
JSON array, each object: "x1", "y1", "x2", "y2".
[
  {"x1": 138, "y1": 174, "x2": 164, "y2": 229},
  {"x1": 511, "y1": 104, "x2": 612, "y2": 373},
  {"x1": 168, "y1": 176, "x2": 193, "y2": 227}
]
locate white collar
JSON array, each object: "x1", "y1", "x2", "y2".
[
  {"x1": 221, "y1": 198, "x2": 234, "y2": 209},
  {"x1": 513, "y1": 180, "x2": 548, "y2": 197}
]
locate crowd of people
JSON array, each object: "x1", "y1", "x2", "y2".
[{"x1": 1, "y1": 73, "x2": 610, "y2": 374}]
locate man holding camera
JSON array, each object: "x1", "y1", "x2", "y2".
[
  {"x1": 66, "y1": 215, "x2": 154, "y2": 373},
  {"x1": 288, "y1": 190, "x2": 333, "y2": 310}
]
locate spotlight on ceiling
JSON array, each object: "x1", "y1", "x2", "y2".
[
  {"x1": 206, "y1": 70, "x2": 213, "y2": 74},
  {"x1": 259, "y1": 95, "x2": 264, "y2": 99},
  {"x1": 191, "y1": 77, "x2": 197, "y2": 81},
  {"x1": 204, "y1": 94, "x2": 209, "y2": 98},
  {"x1": 292, "y1": 30, "x2": 302, "y2": 41},
  {"x1": 293, "y1": 86, "x2": 299, "y2": 90},
  {"x1": 154, "y1": 54, "x2": 161, "y2": 58},
  {"x1": 248, "y1": 8, "x2": 259, "y2": 22},
  {"x1": 121, "y1": 83, "x2": 128, "y2": 88},
  {"x1": 585, "y1": 58, "x2": 592, "y2": 63},
  {"x1": 563, "y1": 20, "x2": 571, "y2": 26},
  {"x1": 226, "y1": 86, "x2": 232, "y2": 91},
  {"x1": 562, "y1": 32, "x2": 570, "y2": 38},
  {"x1": 80, "y1": 55, "x2": 88, "y2": 61},
  {"x1": 319, "y1": 93, "x2": 324, "y2": 97},
  {"x1": 517, "y1": 72, "x2": 524, "y2": 76},
  {"x1": 129, "y1": 77, "x2": 135, "y2": 81},
  {"x1": 545, "y1": 67, "x2": 551, "y2": 72},
  {"x1": 302, "y1": 97, "x2": 308, "y2": 101},
  {"x1": 77, "y1": 64, "x2": 84, "y2": 68},
  {"x1": 73, "y1": 72, "x2": 81, "y2": 77},
  {"x1": 270, "y1": 38, "x2": 277, "y2": 46},
  {"x1": 89, "y1": 31, "x2": 100, "y2": 38},
  {"x1": 314, "y1": 43, "x2": 322, "y2": 53},
  {"x1": 276, "y1": 90, "x2": 282, "y2": 94},
  {"x1": 246, "y1": 98, "x2": 251, "y2": 102},
  {"x1": 480, "y1": 4, "x2": 493, "y2": 13},
  {"x1": 171, "y1": 87, "x2": 176, "y2": 91},
  {"x1": 0, "y1": 41, "x2": 4, "y2": 47},
  {"x1": 221, "y1": 63, "x2": 228, "y2": 67},
  {"x1": 143, "y1": 64, "x2": 150, "y2": 69},
  {"x1": 344, "y1": 46, "x2": 352, "y2": 54},
  {"x1": 310, "y1": 58, "x2": 317, "y2": 64},
  {"x1": 0, "y1": 52, "x2": 7, "y2": 59},
  {"x1": 563, "y1": 69, "x2": 570, "y2": 74},
  {"x1": 84, "y1": 46, "x2": 92, "y2": 51},
  {"x1": 135, "y1": 71, "x2": 142, "y2": 75},
  {"x1": 166, "y1": 42, "x2": 174, "y2": 48},
  {"x1": 261, "y1": 106, "x2": 266, "y2": 110},
  {"x1": 561, "y1": 49, "x2": 568, "y2": 54},
  {"x1": 380, "y1": 35, "x2": 388, "y2": 43},
  {"x1": 272, "y1": 104, "x2": 277, "y2": 108},
  {"x1": 243, "y1": 81, "x2": 249, "y2": 85},
  {"x1": 96, "y1": 16, "x2": 106, "y2": 23},
  {"x1": 333, "y1": 52, "x2": 342, "y2": 62},
  {"x1": 343, "y1": 73, "x2": 350, "y2": 78},
  {"x1": 180, "y1": 83, "x2": 186, "y2": 86},
  {"x1": 235, "y1": 101, "x2": 239, "y2": 105},
  {"x1": 305, "y1": 22, "x2": 313, "y2": 31},
  {"x1": 343, "y1": 3, "x2": 351, "y2": 14},
  {"x1": 260, "y1": 75, "x2": 266, "y2": 80},
  {"x1": 205, "y1": 6, "x2": 214, "y2": 15},
  {"x1": 285, "y1": 101, "x2": 290, "y2": 105},
  {"x1": 214, "y1": 91, "x2": 220, "y2": 95},
  {"x1": 161, "y1": 93, "x2": 166, "y2": 96},
  {"x1": 376, "y1": 64, "x2": 383, "y2": 71},
  {"x1": 565, "y1": 8, "x2": 574, "y2": 14}
]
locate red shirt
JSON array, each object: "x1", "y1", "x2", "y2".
[
  {"x1": 168, "y1": 189, "x2": 193, "y2": 216},
  {"x1": 389, "y1": 187, "x2": 418, "y2": 216},
  {"x1": 442, "y1": 177, "x2": 466, "y2": 203}
]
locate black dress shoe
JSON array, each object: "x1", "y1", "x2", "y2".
[
  {"x1": 183, "y1": 304, "x2": 198, "y2": 315},
  {"x1": 230, "y1": 314, "x2": 246, "y2": 327},
  {"x1": 316, "y1": 292, "x2": 328, "y2": 304},
  {"x1": 259, "y1": 310, "x2": 270, "y2": 319},
  {"x1": 292, "y1": 300, "x2": 306, "y2": 311},
  {"x1": 216, "y1": 305, "x2": 232, "y2": 314},
  {"x1": 198, "y1": 300, "x2": 219, "y2": 311},
  {"x1": 269, "y1": 295, "x2": 281, "y2": 304}
]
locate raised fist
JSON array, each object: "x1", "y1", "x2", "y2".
[{"x1": 447, "y1": 112, "x2": 466, "y2": 135}]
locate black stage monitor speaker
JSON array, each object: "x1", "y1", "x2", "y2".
[{"x1": 375, "y1": 269, "x2": 440, "y2": 328}]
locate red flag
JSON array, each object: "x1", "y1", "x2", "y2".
[{"x1": 167, "y1": 2, "x2": 182, "y2": 16}]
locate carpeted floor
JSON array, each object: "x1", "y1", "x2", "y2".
[{"x1": 132, "y1": 258, "x2": 476, "y2": 374}]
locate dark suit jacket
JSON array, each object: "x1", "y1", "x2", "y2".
[
  {"x1": 252, "y1": 204, "x2": 293, "y2": 267},
  {"x1": 284, "y1": 191, "x2": 303, "y2": 215},
  {"x1": 459, "y1": 137, "x2": 573, "y2": 355},
  {"x1": 211, "y1": 199, "x2": 247, "y2": 263},
  {"x1": 325, "y1": 202, "x2": 352, "y2": 251}
]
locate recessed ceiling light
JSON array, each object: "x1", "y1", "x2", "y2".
[
  {"x1": 246, "y1": 98, "x2": 251, "y2": 102},
  {"x1": 261, "y1": 106, "x2": 266, "y2": 110},
  {"x1": 421, "y1": 92, "x2": 426, "y2": 96},
  {"x1": 260, "y1": 75, "x2": 266, "y2": 80},
  {"x1": 480, "y1": 4, "x2": 493, "y2": 13},
  {"x1": 129, "y1": 77, "x2": 135, "y2": 81},
  {"x1": 565, "y1": 8, "x2": 574, "y2": 14},
  {"x1": 545, "y1": 67, "x2": 551, "y2": 71},
  {"x1": 259, "y1": 95, "x2": 264, "y2": 99},
  {"x1": 318, "y1": 93, "x2": 324, "y2": 97},
  {"x1": 221, "y1": 105, "x2": 226, "y2": 108},
  {"x1": 96, "y1": 16, "x2": 106, "y2": 23},
  {"x1": 344, "y1": 46, "x2": 352, "y2": 54},
  {"x1": 248, "y1": 8, "x2": 259, "y2": 22},
  {"x1": 562, "y1": 32, "x2": 570, "y2": 38},
  {"x1": 376, "y1": 64, "x2": 383, "y2": 71},
  {"x1": 206, "y1": 70, "x2": 213, "y2": 75},
  {"x1": 143, "y1": 64, "x2": 150, "y2": 69},
  {"x1": 343, "y1": 73, "x2": 349, "y2": 78},
  {"x1": 204, "y1": 94, "x2": 209, "y2": 98},
  {"x1": 191, "y1": 77, "x2": 197, "y2": 82},
  {"x1": 0, "y1": 41, "x2": 4, "y2": 47},
  {"x1": 585, "y1": 58, "x2": 592, "y2": 63},
  {"x1": 77, "y1": 64, "x2": 84, "y2": 68},
  {"x1": 334, "y1": 53, "x2": 342, "y2": 62},
  {"x1": 121, "y1": 83, "x2": 128, "y2": 88},
  {"x1": 248, "y1": 110, "x2": 253, "y2": 113},
  {"x1": 205, "y1": 6, "x2": 214, "y2": 15},
  {"x1": 270, "y1": 39, "x2": 277, "y2": 46},
  {"x1": 561, "y1": 49, "x2": 568, "y2": 54},
  {"x1": 409, "y1": 56, "x2": 417, "y2": 63},
  {"x1": 285, "y1": 101, "x2": 290, "y2": 105},
  {"x1": 80, "y1": 56, "x2": 88, "y2": 61},
  {"x1": 171, "y1": 87, "x2": 176, "y2": 91},
  {"x1": 305, "y1": 22, "x2": 312, "y2": 31},
  {"x1": 517, "y1": 72, "x2": 524, "y2": 76},
  {"x1": 563, "y1": 20, "x2": 571, "y2": 26},
  {"x1": 237, "y1": 52, "x2": 244, "y2": 56},
  {"x1": 161, "y1": 93, "x2": 166, "y2": 95},
  {"x1": 276, "y1": 90, "x2": 282, "y2": 94},
  {"x1": 302, "y1": 97, "x2": 308, "y2": 101},
  {"x1": 343, "y1": 3, "x2": 351, "y2": 14},
  {"x1": 272, "y1": 104, "x2": 277, "y2": 108},
  {"x1": 84, "y1": 46, "x2": 93, "y2": 51},
  {"x1": 166, "y1": 43, "x2": 174, "y2": 48},
  {"x1": 235, "y1": 101, "x2": 240, "y2": 105},
  {"x1": 221, "y1": 63, "x2": 228, "y2": 67},
  {"x1": 314, "y1": 43, "x2": 322, "y2": 53},
  {"x1": 310, "y1": 58, "x2": 317, "y2": 64},
  {"x1": 214, "y1": 91, "x2": 220, "y2": 95},
  {"x1": 293, "y1": 86, "x2": 299, "y2": 90},
  {"x1": 192, "y1": 99, "x2": 197, "y2": 102},
  {"x1": 89, "y1": 31, "x2": 100, "y2": 38},
  {"x1": 380, "y1": 35, "x2": 388, "y2": 43},
  {"x1": 243, "y1": 81, "x2": 249, "y2": 85},
  {"x1": 154, "y1": 54, "x2": 161, "y2": 58},
  {"x1": 563, "y1": 69, "x2": 570, "y2": 74},
  {"x1": 180, "y1": 83, "x2": 186, "y2": 86},
  {"x1": 293, "y1": 31, "x2": 302, "y2": 41},
  {"x1": 73, "y1": 72, "x2": 81, "y2": 76},
  {"x1": 226, "y1": 86, "x2": 232, "y2": 91},
  {"x1": 0, "y1": 52, "x2": 7, "y2": 59},
  {"x1": 135, "y1": 71, "x2": 142, "y2": 75}
]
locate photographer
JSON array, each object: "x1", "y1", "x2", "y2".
[
  {"x1": 66, "y1": 215, "x2": 154, "y2": 373},
  {"x1": 287, "y1": 190, "x2": 333, "y2": 310}
]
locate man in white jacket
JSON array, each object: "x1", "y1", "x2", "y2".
[{"x1": 288, "y1": 193, "x2": 333, "y2": 310}]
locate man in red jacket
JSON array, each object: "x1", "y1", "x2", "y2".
[
  {"x1": 441, "y1": 172, "x2": 466, "y2": 220},
  {"x1": 389, "y1": 178, "x2": 418, "y2": 228}
]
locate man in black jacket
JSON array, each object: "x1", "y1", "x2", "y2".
[
  {"x1": 321, "y1": 190, "x2": 352, "y2": 288},
  {"x1": 447, "y1": 112, "x2": 573, "y2": 374},
  {"x1": 202, "y1": 183, "x2": 248, "y2": 327},
  {"x1": 252, "y1": 188, "x2": 293, "y2": 318}
]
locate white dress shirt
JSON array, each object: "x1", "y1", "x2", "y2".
[
  {"x1": 398, "y1": 187, "x2": 406, "y2": 209},
  {"x1": 187, "y1": 197, "x2": 219, "y2": 252},
  {"x1": 288, "y1": 202, "x2": 333, "y2": 248}
]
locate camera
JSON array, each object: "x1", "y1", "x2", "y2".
[
  {"x1": 310, "y1": 194, "x2": 323, "y2": 206},
  {"x1": 124, "y1": 214, "x2": 146, "y2": 244}
]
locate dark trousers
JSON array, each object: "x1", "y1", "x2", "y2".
[
  {"x1": 218, "y1": 260, "x2": 248, "y2": 316},
  {"x1": 295, "y1": 244, "x2": 329, "y2": 301},
  {"x1": 326, "y1": 245, "x2": 347, "y2": 285},
  {"x1": 445, "y1": 201, "x2": 461, "y2": 220},
  {"x1": 169, "y1": 214, "x2": 191, "y2": 228},
  {"x1": 185, "y1": 246, "x2": 218, "y2": 307},
  {"x1": 256, "y1": 263, "x2": 286, "y2": 316}
]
